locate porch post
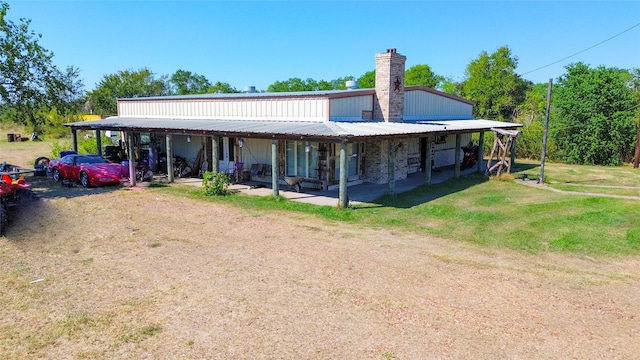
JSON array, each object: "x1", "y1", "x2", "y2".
[
  {"x1": 454, "y1": 134, "x2": 461, "y2": 178},
  {"x1": 211, "y1": 136, "x2": 219, "y2": 173},
  {"x1": 477, "y1": 131, "x2": 485, "y2": 173},
  {"x1": 338, "y1": 142, "x2": 348, "y2": 208},
  {"x1": 72, "y1": 129, "x2": 78, "y2": 153},
  {"x1": 388, "y1": 139, "x2": 396, "y2": 195},
  {"x1": 166, "y1": 134, "x2": 174, "y2": 183},
  {"x1": 95, "y1": 130, "x2": 101, "y2": 156},
  {"x1": 425, "y1": 136, "x2": 432, "y2": 184},
  {"x1": 271, "y1": 140, "x2": 279, "y2": 196},
  {"x1": 127, "y1": 132, "x2": 136, "y2": 187},
  {"x1": 510, "y1": 136, "x2": 517, "y2": 168}
]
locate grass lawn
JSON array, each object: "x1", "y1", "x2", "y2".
[{"x1": 160, "y1": 160, "x2": 640, "y2": 257}]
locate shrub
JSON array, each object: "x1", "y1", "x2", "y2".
[
  {"x1": 202, "y1": 171, "x2": 231, "y2": 196},
  {"x1": 50, "y1": 134, "x2": 116, "y2": 158}
]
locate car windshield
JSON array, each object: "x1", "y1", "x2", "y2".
[{"x1": 77, "y1": 156, "x2": 109, "y2": 165}]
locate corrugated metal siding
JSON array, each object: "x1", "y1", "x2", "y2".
[
  {"x1": 329, "y1": 95, "x2": 373, "y2": 120},
  {"x1": 432, "y1": 133, "x2": 471, "y2": 168},
  {"x1": 119, "y1": 99, "x2": 328, "y2": 121},
  {"x1": 404, "y1": 90, "x2": 472, "y2": 119},
  {"x1": 432, "y1": 133, "x2": 471, "y2": 151},
  {"x1": 172, "y1": 135, "x2": 202, "y2": 161}
]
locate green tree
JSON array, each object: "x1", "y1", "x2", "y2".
[
  {"x1": 169, "y1": 69, "x2": 211, "y2": 95},
  {"x1": 357, "y1": 70, "x2": 375, "y2": 89},
  {"x1": 461, "y1": 46, "x2": 531, "y2": 121},
  {"x1": 512, "y1": 83, "x2": 557, "y2": 160},
  {"x1": 553, "y1": 63, "x2": 638, "y2": 165},
  {"x1": 48, "y1": 66, "x2": 86, "y2": 114},
  {"x1": 207, "y1": 81, "x2": 240, "y2": 94},
  {"x1": 267, "y1": 77, "x2": 335, "y2": 92},
  {"x1": 0, "y1": 2, "x2": 78, "y2": 128},
  {"x1": 267, "y1": 77, "x2": 307, "y2": 92},
  {"x1": 89, "y1": 68, "x2": 168, "y2": 116},
  {"x1": 405, "y1": 64, "x2": 443, "y2": 88},
  {"x1": 329, "y1": 76, "x2": 355, "y2": 90},
  {"x1": 439, "y1": 76, "x2": 463, "y2": 96}
]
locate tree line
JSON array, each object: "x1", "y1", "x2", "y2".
[{"x1": 1, "y1": 1, "x2": 638, "y2": 166}]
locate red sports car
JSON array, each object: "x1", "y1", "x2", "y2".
[{"x1": 50, "y1": 154, "x2": 123, "y2": 187}]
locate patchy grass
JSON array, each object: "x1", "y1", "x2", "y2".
[{"x1": 150, "y1": 164, "x2": 640, "y2": 256}]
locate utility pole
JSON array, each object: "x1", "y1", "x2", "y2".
[
  {"x1": 539, "y1": 78, "x2": 553, "y2": 184},
  {"x1": 634, "y1": 118, "x2": 640, "y2": 169}
]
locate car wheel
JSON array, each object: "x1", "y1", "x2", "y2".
[
  {"x1": 52, "y1": 168, "x2": 61, "y2": 182},
  {"x1": 80, "y1": 172, "x2": 90, "y2": 188}
]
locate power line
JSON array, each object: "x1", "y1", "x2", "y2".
[{"x1": 520, "y1": 21, "x2": 640, "y2": 76}]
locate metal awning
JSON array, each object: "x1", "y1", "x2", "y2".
[{"x1": 65, "y1": 117, "x2": 522, "y2": 142}]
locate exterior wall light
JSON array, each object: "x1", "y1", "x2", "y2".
[
  {"x1": 186, "y1": 135, "x2": 191, "y2": 143},
  {"x1": 238, "y1": 138, "x2": 244, "y2": 148},
  {"x1": 305, "y1": 142, "x2": 310, "y2": 153}
]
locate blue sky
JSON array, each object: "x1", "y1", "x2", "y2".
[{"x1": 6, "y1": 0, "x2": 640, "y2": 92}]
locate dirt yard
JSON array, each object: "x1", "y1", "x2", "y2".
[{"x1": 1, "y1": 135, "x2": 639, "y2": 359}]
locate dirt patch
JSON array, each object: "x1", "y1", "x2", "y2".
[{"x1": 1, "y1": 177, "x2": 639, "y2": 359}]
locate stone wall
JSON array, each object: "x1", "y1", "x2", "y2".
[
  {"x1": 362, "y1": 138, "x2": 409, "y2": 184},
  {"x1": 373, "y1": 48, "x2": 406, "y2": 122}
]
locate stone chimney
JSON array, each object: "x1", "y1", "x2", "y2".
[{"x1": 374, "y1": 48, "x2": 406, "y2": 122}]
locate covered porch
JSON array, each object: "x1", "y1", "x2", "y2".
[{"x1": 64, "y1": 117, "x2": 519, "y2": 207}]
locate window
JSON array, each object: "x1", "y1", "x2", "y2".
[
  {"x1": 285, "y1": 141, "x2": 318, "y2": 178},
  {"x1": 334, "y1": 142, "x2": 360, "y2": 180}
]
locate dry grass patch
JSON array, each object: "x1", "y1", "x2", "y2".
[{"x1": 2, "y1": 187, "x2": 640, "y2": 358}]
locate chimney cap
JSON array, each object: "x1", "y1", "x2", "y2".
[{"x1": 386, "y1": 48, "x2": 397, "y2": 53}]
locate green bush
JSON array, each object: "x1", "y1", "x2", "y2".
[
  {"x1": 202, "y1": 171, "x2": 231, "y2": 196},
  {"x1": 50, "y1": 134, "x2": 116, "y2": 158}
]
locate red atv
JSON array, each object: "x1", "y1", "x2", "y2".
[{"x1": 0, "y1": 171, "x2": 37, "y2": 236}]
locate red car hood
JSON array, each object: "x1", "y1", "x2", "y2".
[{"x1": 83, "y1": 163, "x2": 123, "y2": 176}]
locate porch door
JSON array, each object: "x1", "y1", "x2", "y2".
[{"x1": 218, "y1": 137, "x2": 235, "y2": 172}]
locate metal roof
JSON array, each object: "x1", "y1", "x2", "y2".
[
  {"x1": 117, "y1": 86, "x2": 472, "y2": 105},
  {"x1": 65, "y1": 117, "x2": 521, "y2": 143},
  {"x1": 118, "y1": 89, "x2": 375, "y2": 102}
]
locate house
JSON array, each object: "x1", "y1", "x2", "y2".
[{"x1": 66, "y1": 48, "x2": 521, "y2": 207}]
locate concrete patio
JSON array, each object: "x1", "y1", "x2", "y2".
[{"x1": 175, "y1": 162, "x2": 486, "y2": 207}]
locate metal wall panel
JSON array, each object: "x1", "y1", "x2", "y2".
[
  {"x1": 431, "y1": 133, "x2": 472, "y2": 168},
  {"x1": 404, "y1": 90, "x2": 472, "y2": 118},
  {"x1": 329, "y1": 95, "x2": 373, "y2": 119},
  {"x1": 118, "y1": 98, "x2": 328, "y2": 121},
  {"x1": 241, "y1": 138, "x2": 273, "y2": 165}
]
